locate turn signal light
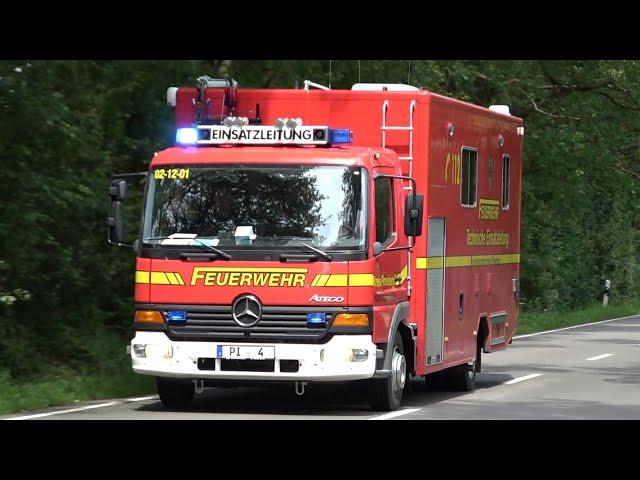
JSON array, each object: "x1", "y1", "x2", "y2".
[
  {"x1": 333, "y1": 313, "x2": 369, "y2": 327},
  {"x1": 135, "y1": 310, "x2": 164, "y2": 324}
]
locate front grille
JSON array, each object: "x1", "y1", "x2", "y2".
[{"x1": 165, "y1": 306, "x2": 336, "y2": 342}]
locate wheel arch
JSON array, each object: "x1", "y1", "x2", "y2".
[
  {"x1": 379, "y1": 302, "x2": 416, "y2": 375},
  {"x1": 477, "y1": 314, "x2": 489, "y2": 353}
]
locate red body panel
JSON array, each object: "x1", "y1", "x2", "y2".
[{"x1": 139, "y1": 86, "x2": 523, "y2": 377}]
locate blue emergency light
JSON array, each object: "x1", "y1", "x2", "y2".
[
  {"x1": 307, "y1": 312, "x2": 327, "y2": 327},
  {"x1": 166, "y1": 310, "x2": 187, "y2": 324},
  {"x1": 176, "y1": 128, "x2": 198, "y2": 145},
  {"x1": 328, "y1": 129, "x2": 352, "y2": 144}
]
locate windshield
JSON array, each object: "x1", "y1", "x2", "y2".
[{"x1": 142, "y1": 165, "x2": 367, "y2": 251}]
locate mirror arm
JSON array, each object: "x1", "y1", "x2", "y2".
[{"x1": 107, "y1": 239, "x2": 134, "y2": 248}]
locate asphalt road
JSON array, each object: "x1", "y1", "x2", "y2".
[{"x1": 4, "y1": 315, "x2": 640, "y2": 420}]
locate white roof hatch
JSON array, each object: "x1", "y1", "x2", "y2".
[
  {"x1": 351, "y1": 83, "x2": 419, "y2": 92},
  {"x1": 489, "y1": 105, "x2": 511, "y2": 116}
]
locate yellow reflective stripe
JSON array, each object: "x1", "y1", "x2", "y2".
[
  {"x1": 466, "y1": 253, "x2": 520, "y2": 266},
  {"x1": 446, "y1": 256, "x2": 470, "y2": 268},
  {"x1": 416, "y1": 254, "x2": 520, "y2": 269},
  {"x1": 137, "y1": 271, "x2": 186, "y2": 286},
  {"x1": 150, "y1": 272, "x2": 171, "y2": 285},
  {"x1": 311, "y1": 274, "x2": 330, "y2": 287},
  {"x1": 494, "y1": 253, "x2": 520, "y2": 264},
  {"x1": 428, "y1": 257, "x2": 445, "y2": 269},
  {"x1": 349, "y1": 273, "x2": 376, "y2": 286},
  {"x1": 397, "y1": 265, "x2": 408, "y2": 284},
  {"x1": 325, "y1": 274, "x2": 348, "y2": 287},
  {"x1": 135, "y1": 271, "x2": 150, "y2": 284}
]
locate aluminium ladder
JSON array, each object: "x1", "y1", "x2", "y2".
[{"x1": 381, "y1": 99, "x2": 417, "y2": 297}]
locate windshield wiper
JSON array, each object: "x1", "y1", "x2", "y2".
[
  {"x1": 143, "y1": 236, "x2": 232, "y2": 260},
  {"x1": 291, "y1": 239, "x2": 333, "y2": 261}
]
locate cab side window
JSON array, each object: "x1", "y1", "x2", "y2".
[
  {"x1": 461, "y1": 147, "x2": 478, "y2": 207},
  {"x1": 502, "y1": 154, "x2": 510, "y2": 209},
  {"x1": 375, "y1": 177, "x2": 394, "y2": 245}
]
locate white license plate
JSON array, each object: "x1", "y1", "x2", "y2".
[{"x1": 216, "y1": 345, "x2": 275, "y2": 360}]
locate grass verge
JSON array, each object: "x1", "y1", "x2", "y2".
[
  {"x1": 0, "y1": 368, "x2": 154, "y2": 416},
  {"x1": 516, "y1": 299, "x2": 640, "y2": 335}
]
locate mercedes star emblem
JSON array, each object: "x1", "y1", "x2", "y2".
[{"x1": 232, "y1": 294, "x2": 263, "y2": 328}]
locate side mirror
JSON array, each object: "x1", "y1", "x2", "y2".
[
  {"x1": 373, "y1": 241, "x2": 384, "y2": 257},
  {"x1": 106, "y1": 172, "x2": 147, "y2": 249},
  {"x1": 109, "y1": 179, "x2": 127, "y2": 201},
  {"x1": 404, "y1": 193, "x2": 424, "y2": 237},
  {"x1": 108, "y1": 200, "x2": 125, "y2": 244}
]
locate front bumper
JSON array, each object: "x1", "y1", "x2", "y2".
[{"x1": 130, "y1": 331, "x2": 377, "y2": 382}]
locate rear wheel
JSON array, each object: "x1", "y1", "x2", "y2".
[
  {"x1": 449, "y1": 358, "x2": 477, "y2": 392},
  {"x1": 368, "y1": 334, "x2": 406, "y2": 411},
  {"x1": 156, "y1": 378, "x2": 195, "y2": 409},
  {"x1": 425, "y1": 355, "x2": 477, "y2": 392}
]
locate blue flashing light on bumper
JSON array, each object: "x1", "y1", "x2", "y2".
[
  {"x1": 328, "y1": 129, "x2": 352, "y2": 145},
  {"x1": 166, "y1": 310, "x2": 187, "y2": 325},
  {"x1": 307, "y1": 312, "x2": 327, "y2": 328},
  {"x1": 176, "y1": 128, "x2": 198, "y2": 145}
]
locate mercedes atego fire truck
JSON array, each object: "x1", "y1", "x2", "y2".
[{"x1": 108, "y1": 76, "x2": 523, "y2": 411}]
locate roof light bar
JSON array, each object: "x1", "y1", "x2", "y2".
[{"x1": 175, "y1": 125, "x2": 352, "y2": 147}]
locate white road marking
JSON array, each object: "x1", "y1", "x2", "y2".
[
  {"x1": 504, "y1": 373, "x2": 543, "y2": 385},
  {"x1": 6, "y1": 401, "x2": 121, "y2": 420},
  {"x1": 514, "y1": 314, "x2": 640, "y2": 339},
  {"x1": 586, "y1": 353, "x2": 614, "y2": 361},
  {"x1": 370, "y1": 408, "x2": 421, "y2": 420},
  {"x1": 5, "y1": 395, "x2": 158, "y2": 420},
  {"x1": 125, "y1": 395, "x2": 158, "y2": 402}
]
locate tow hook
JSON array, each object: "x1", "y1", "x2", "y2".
[
  {"x1": 194, "y1": 379, "x2": 205, "y2": 394},
  {"x1": 294, "y1": 381, "x2": 308, "y2": 396}
]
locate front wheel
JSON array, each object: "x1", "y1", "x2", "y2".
[
  {"x1": 156, "y1": 378, "x2": 195, "y2": 409},
  {"x1": 368, "y1": 334, "x2": 406, "y2": 411}
]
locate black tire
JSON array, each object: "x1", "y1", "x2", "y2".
[
  {"x1": 156, "y1": 378, "x2": 195, "y2": 409},
  {"x1": 368, "y1": 334, "x2": 407, "y2": 412},
  {"x1": 450, "y1": 358, "x2": 477, "y2": 392}
]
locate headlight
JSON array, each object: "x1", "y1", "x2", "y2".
[{"x1": 132, "y1": 344, "x2": 173, "y2": 359}]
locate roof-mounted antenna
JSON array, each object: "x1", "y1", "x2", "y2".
[
  {"x1": 328, "y1": 60, "x2": 332, "y2": 89},
  {"x1": 196, "y1": 75, "x2": 211, "y2": 122},
  {"x1": 407, "y1": 60, "x2": 412, "y2": 85},
  {"x1": 358, "y1": 60, "x2": 361, "y2": 83}
]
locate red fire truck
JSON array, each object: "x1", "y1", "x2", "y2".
[{"x1": 108, "y1": 76, "x2": 523, "y2": 411}]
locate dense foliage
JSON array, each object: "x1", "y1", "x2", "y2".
[{"x1": 1, "y1": 60, "x2": 639, "y2": 380}]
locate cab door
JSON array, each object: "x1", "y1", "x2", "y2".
[{"x1": 373, "y1": 175, "x2": 407, "y2": 312}]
